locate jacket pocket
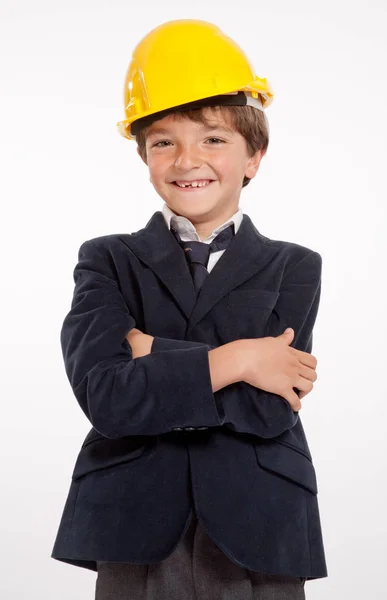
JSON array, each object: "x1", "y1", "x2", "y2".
[
  {"x1": 254, "y1": 439, "x2": 318, "y2": 494},
  {"x1": 71, "y1": 434, "x2": 156, "y2": 481}
]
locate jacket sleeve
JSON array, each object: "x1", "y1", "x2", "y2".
[
  {"x1": 152, "y1": 250, "x2": 322, "y2": 439},
  {"x1": 60, "y1": 239, "x2": 223, "y2": 439},
  {"x1": 151, "y1": 336, "x2": 216, "y2": 352}
]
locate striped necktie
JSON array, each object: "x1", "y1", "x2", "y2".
[{"x1": 171, "y1": 223, "x2": 235, "y2": 293}]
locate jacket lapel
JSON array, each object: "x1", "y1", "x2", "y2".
[{"x1": 121, "y1": 211, "x2": 280, "y2": 331}]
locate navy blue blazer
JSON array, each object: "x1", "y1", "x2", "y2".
[{"x1": 51, "y1": 210, "x2": 327, "y2": 580}]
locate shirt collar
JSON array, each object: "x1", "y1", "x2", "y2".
[{"x1": 162, "y1": 202, "x2": 244, "y2": 243}]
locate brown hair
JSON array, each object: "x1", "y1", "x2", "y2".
[{"x1": 135, "y1": 105, "x2": 270, "y2": 188}]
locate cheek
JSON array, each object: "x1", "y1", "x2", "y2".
[
  {"x1": 147, "y1": 160, "x2": 167, "y2": 184},
  {"x1": 211, "y1": 154, "x2": 245, "y2": 182}
]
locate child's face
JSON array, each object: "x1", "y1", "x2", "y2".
[{"x1": 137, "y1": 108, "x2": 264, "y2": 227}]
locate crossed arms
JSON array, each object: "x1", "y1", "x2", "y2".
[{"x1": 61, "y1": 239, "x2": 322, "y2": 440}]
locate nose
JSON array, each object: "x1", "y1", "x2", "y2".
[{"x1": 174, "y1": 144, "x2": 203, "y2": 170}]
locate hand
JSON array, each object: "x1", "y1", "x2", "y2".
[
  {"x1": 126, "y1": 328, "x2": 154, "y2": 359},
  {"x1": 239, "y1": 328, "x2": 318, "y2": 411}
]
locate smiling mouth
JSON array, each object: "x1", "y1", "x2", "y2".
[{"x1": 171, "y1": 180, "x2": 215, "y2": 189}]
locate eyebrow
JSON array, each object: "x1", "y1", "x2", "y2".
[{"x1": 146, "y1": 124, "x2": 235, "y2": 139}]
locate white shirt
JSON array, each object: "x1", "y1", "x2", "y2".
[{"x1": 162, "y1": 203, "x2": 244, "y2": 273}]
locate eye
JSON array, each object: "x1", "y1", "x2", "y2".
[
  {"x1": 206, "y1": 137, "x2": 225, "y2": 144},
  {"x1": 152, "y1": 140, "x2": 172, "y2": 148}
]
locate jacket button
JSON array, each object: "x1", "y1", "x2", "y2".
[
  {"x1": 197, "y1": 426, "x2": 209, "y2": 430},
  {"x1": 173, "y1": 427, "x2": 183, "y2": 431},
  {"x1": 184, "y1": 427, "x2": 196, "y2": 431}
]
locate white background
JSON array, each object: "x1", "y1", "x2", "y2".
[{"x1": 1, "y1": 1, "x2": 386, "y2": 598}]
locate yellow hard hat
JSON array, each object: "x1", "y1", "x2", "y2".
[{"x1": 116, "y1": 19, "x2": 274, "y2": 140}]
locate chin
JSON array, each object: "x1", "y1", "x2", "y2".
[{"x1": 170, "y1": 201, "x2": 217, "y2": 215}]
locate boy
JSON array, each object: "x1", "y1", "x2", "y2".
[{"x1": 51, "y1": 19, "x2": 327, "y2": 599}]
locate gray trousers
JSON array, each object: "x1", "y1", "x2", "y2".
[{"x1": 95, "y1": 512, "x2": 306, "y2": 600}]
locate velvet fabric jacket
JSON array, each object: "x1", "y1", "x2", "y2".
[{"x1": 51, "y1": 210, "x2": 327, "y2": 581}]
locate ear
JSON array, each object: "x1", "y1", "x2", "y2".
[
  {"x1": 137, "y1": 146, "x2": 148, "y2": 165},
  {"x1": 245, "y1": 149, "x2": 265, "y2": 180}
]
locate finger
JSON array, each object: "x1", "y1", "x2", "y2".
[
  {"x1": 294, "y1": 376, "x2": 314, "y2": 395},
  {"x1": 289, "y1": 348, "x2": 317, "y2": 369},
  {"x1": 126, "y1": 327, "x2": 142, "y2": 340},
  {"x1": 283, "y1": 390, "x2": 302, "y2": 412},
  {"x1": 299, "y1": 364, "x2": 318, "y2": 382}
]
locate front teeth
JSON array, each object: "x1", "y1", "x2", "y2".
[{"x1": 175, "y1": 181, "x2": 210, "y2": 188}]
